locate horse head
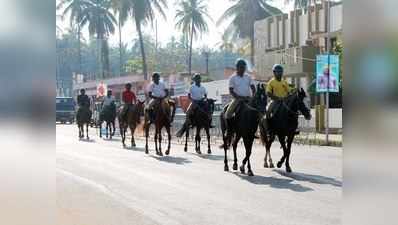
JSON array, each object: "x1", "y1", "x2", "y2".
[{"x1": 297, "y1": 88, "x2": 312, "y2": 120}]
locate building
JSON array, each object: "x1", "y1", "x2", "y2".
[{"x1": 254, "y1": 1, "x2": 342, "y2": 105}]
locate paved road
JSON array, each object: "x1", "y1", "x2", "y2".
[{"x1": 57, "y1": 124, "x2": 341, "y2": 225}]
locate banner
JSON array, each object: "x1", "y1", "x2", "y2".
[
  {"x1": 96, "y1": 81, "x2": 107, "y2": 97},
  {"x1": 316, "y1": 55, "x2": 340, "y2": 93}
]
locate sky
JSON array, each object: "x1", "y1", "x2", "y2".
[{"x1": 56, "y1": 0, "x2": 293, "y2": 49}]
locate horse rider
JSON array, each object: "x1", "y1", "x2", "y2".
[
  {"x1": 264, "y1": 64, "x2": 295, "y2": 133},
  {"x1": 102, "y1": 89, "x2": 115, "y2": 108},
  {"x1": 224, "y1": 59, "x2": 256, "y2": 143},
  {"x1": 146, "y1": 72, "x2": 171, "y2": 123},
  {"x1": 121, "y1": 83, "x2": 137, "y2": 123},
  {"x1": 184, "y1": 73, "x2": 214, "y2": 128},
  {"x1": 77, "y1": 88, "x2": 90, "y2": 108}
]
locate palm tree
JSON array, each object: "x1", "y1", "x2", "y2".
[
  {"x1": 217, "y1": 0, "x2": 282, "y2": 65},
  {"x1": 80, "y1": 0, "x2": 117, "y2": 79},
  {"x1": 57, "y1": 0, "x2": 91, "y2": 74},
  {"x1": 285, "y1": 0, "x2": 319, "y2": 11},
  {"x1": 175, "y1": 0, "x2": 211, "y2": 76},
  {"x1": 111, "y1": 0, "x2": 131, "y2": 76}
]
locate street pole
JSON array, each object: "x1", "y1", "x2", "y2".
[{"x1": 325, "y1": 0, "x2": 331, "y2": 145}]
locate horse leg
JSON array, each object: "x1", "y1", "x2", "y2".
[
  {"x1": 205, "y1": 126, "x2": 211, "y2": 154},
  {"x1": 86, "y1": 123, "x2": 89, "y2": 140},
  {"x1": 99, "y1": 122, "x2": 102, "y2": 138},
  {"x1": 243, "y1": 137, "x2": 254, "y2": 176},
  {"x1": 145, "y1": 123, "x2": 149, "y2": 154},
  {"x1": 112, "y1": 121, "x2": 115, "y2": 136},
  {"x1": 158, "y1": 127, "x2": 163, "y2": 156},
  {"x1": 264, "y1": 135, "x2": 275, "y2": 168},
  {"x1": 277, "y1": 135, "x2": 287, "y2": 168},
  {"x1": 78, "y1": 124, "x2": 81, "y2": 138},
  {"x1": 154, "y1": 128, "x2": 159, "y2": 155},
  {"x1": 130, "y1": 125, "x2": 136, "y2": 148},
  {"x1": 106, "y1": 122, "x2": 109, "y2": 139},
  {"x1": 285, "y1": 134, "x2": 295, "y2": 173},
  {"x1": 232, "y1": 135, "x2": 240, "y2": 171},
  {"x1": 184, "y1": 127, "x2": 189, "y2": 152},
  {"x1": 165, "y1": 125, "x2": 171, "y2": 155},
  {"x1": 195, "y1": 127, "x2": 201, "y2": 154},
  {"x1": 223, "y1": 139, "x2": 229, "y2": 171}
]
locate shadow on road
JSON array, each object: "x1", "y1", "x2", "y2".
[
  {"x1": 188, "y1": 152, "x2": 224, "y2": 161},
  {"x1": 79, "y1": 138, "x2": 96, "y2": 143},
  {"x1": 233, "y1": 172, "x2": 313, "y2": 192},
  {"x1": 149, "y1": 155, "x2": 192, "y2": 165},
  {"x1": 124, "y1": 146, "x2": 146, "y2": 152},
  {"x1": 101, "y1": 138, "x2": 121, "y2": 142},
  {"x1": 274, "y1": 170, "x2": 342, "y2": 187}
]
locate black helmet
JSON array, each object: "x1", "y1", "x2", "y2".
[
  {"x1": 125, "y1": 83, "x2": 132, "y2": 89},
  {"x1": 236, "y1": 58, "x2": 247, "y2": 67},
  {"x1": 192, "y1": 73, "x2": 201, "y2": 81},
  {"x1": 152, "y1": 72, "x2": 160, "y2": 78},
  {"x1": 80, "y1": 89, "x2": 85, "y2": 93},
  {"x1": 272, "y1": 64, "x2": 283, "y2": 72}
]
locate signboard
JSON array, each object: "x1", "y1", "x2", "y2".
[
  {"x1": 316, "y1": 55, "x2": 340, "y2": 93},
  {"x1": 97, "y1": 81, "x2": 107, "y2": 97}
]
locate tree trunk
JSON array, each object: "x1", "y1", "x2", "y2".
[
  {"x1": 136, "y1": 21, "x2": 148, "y2": 80},
  {"x1": 78, "y1": 24, "x2": 82, "y2": 74},
  {"x1": 250, "y1": 25, "x2": 255, "y2": 66},
  {"x1": 188, "y1": 21, "x2": 194, "y2": 76},
  {"x1": 118, "y1": 17, "x2": 122, "y2": 76}
]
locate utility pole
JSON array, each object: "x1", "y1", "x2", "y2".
[
  {"x1": 325, "y1": 0, "x2": 331, "y2": 145},
  {"x1": 155, "y1": 20, "x2": 158, "y2": 71}
]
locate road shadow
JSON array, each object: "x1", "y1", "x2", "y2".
[
  {"x1": 232, "y1": 172, "x2": 313, "y2": 192},
  {"x1": 124, "y1": 146, "x2": 146, "y2": 152},
  {"x1": 188, "y1": 152, "x2": 224, "y2": 161},
  {"x1": 101, "y1": 137, "x2": 121, "y2": 142},
  {"x1": 79, "y1": 138, "x2": 95, "y2": 143},
  {"x1": 274, "y1": 170, "x2": 342, "y2": 187},
  {"x1": 149, "y1": 155, "x2": 192, "y2": 165}
]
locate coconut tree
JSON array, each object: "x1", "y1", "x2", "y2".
[
  {"x1": 80, "y1": 0, "x2": 117, "y2": 79},
  {"x1": 217, "y1": 0, "x2": 282, "y2": 65},
  {"x1": 175, "y1": 0, "x2": 211, "y2": 76},
  {"x1": 57, "y1": 0, "x2": 91, "y2": 74}
]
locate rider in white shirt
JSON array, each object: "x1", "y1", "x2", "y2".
[
  {"x1": 146, "y1": 72, "x2": 170, "y2": 122},
  {"x1": 102, "y1": 90, "x2": 115, "y2": 107}
]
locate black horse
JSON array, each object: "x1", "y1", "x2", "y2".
[
  {"x1": 76, "y1": 106, "x2": 92, "y2": 140},
  {"x1": 220, "y1": 99, "x2": 262, "y2": 176},
  {"x1": 99, "y1": 103, "x2": 117, "y2": 139},
  {"x1": 259, "y1": 88, "x2": 312, "y2": 173},
  {"x1": 176, "y1": 99, "x2": 216, "y2": 154}
]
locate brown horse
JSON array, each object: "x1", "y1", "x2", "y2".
[
  {"x1": 76, "y1": 106, "x2": 92, "y2": 140},
  {"x1": 259, "y1": 89, "x2": 312, "y2": 173},
  {"x1": 144, "y1": 99, "x2": 176, "y2": 156},
  {"x1": 118, "y1": 101, "x2": 145, "y2": 148},
  {"x1": 99, "y1": 103, "x2": 117, "y2": 139}
]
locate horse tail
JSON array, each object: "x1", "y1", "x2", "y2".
[
  {"x1": 259, "y1": 117, "x2": 267, "y2": 146},
  {"x1": 175, "y1": 122, "x2": 187, "y2": 138}
]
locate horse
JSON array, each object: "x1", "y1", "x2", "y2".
[
  {"x1": 259, "y1": 88, "x2": 312, "y2": 173},
  {"x1": 176, "y1": 99, "x2": 216, "y2": 154},
  {"x1": 99, "y1": 103, "x2": 117, "y2": 139},
  {"x1": 76, "y1": 106, "x2": 92, "y2": 140},
  {"x1": 118, "y1": 101, "x2": 145, "y2": 148},
  {"x1": 220, "y1": 99, "x2": 262, "y2": 176},
  {"x1": 144, "y1": 99, "x2": 176, "y2": 156}
]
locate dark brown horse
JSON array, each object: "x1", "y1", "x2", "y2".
[
  {"x1": 259, "y1": 88, "x2": 312, "y2": 173},
  {"x1": 118, "y1": 101, "x2": 144, "y2": 148},
  {"x1": 176, "y1": 99, "x2": 216, "y2": 154},
  {"x1": 144, "y1": 99, "x2": 176, "y2": 156},
  {"x1": 220, "y1": 99, "x2": 261, "y2": 176},
  {"x1": 99, "y1": 103, "x2": 116, "y2": 139},
  {"x1": 76, "y1": 106, "x2": 92, "y2": 140}
]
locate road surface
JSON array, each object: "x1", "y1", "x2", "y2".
[{"x1": 57, "y1": 124, "x2": 341, "y2": 225}]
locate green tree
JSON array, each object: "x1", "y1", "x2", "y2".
[
  {"x1": 217, "y1": 0, "x2": 282, "y2": 65},
  {"x1": 175, "y1": 0, "x2": 211, "y2": 76},
  {"x1": 57, "y1": 0, "x2": 91, "y2": 73},
  {"x1": 80, "y1": 0, "x2": 117, "y2": 79}
]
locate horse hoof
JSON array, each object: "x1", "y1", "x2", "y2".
[
  {"x1": 269, "y1": 163, "x2": 275, "y2": 168},
  {"x1": 286, "y1": 167, "x2": 292, "y2": 173},
  {"x1": 145, "y1": 150, "x2": 148, "y2": 154},
  {"x1": 233, "y1": 163, "x2": 238, "y2": 170},
  {"x1": 207, "y1": 149, "x2": 211, "y2": 154},
  {"x1": 224, "y1": 165, "x2": 229, "y2": 171},
  {"x1": 196, "y1": 150, "x2": 202, "y2": 154},
  {"x1": 184, "y1": 147, "x2": 187, "y2": 152},
  {"x1": 132, "y1": 143, "x2": 136, "y2": 147},
  {"x1": 264, "y1": 162, "x2": 269, "y2": 168},
  {"x1": 248, "y1": 171, "x2": 254, "y2": 176},
  {"x1": 165, "y1": 150, "x2": 170, "y2": 155},
  {"x1": 240, "y1": 165, "x2": 245, "y2": 174},
  {"x1": 277, "y1": 161, "x2": 283, "y2": 168}
]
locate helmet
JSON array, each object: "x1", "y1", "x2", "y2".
[
  {"x1": 152, "y1": 72, "x2": 160, "y2": 78},
  {"x1": 272, "y1": 64, "x2": 283, "y2": 72},
  {"x1": 125, "y1": 83, "x2": 132, "y2": 89},
  {"x1": 192, "y1": 73, "x2": 201, "y2": 81},
  {"x1": 236, "y1": 58, "x2": 247, "y2": 67}
]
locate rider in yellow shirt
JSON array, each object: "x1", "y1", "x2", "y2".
[{"x1": 266, "y1": 64, "x2": 293, "y2": 119}]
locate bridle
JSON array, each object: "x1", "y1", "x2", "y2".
[{"x1": 281, "y1": 92, "x2": 301, "y2": 117}]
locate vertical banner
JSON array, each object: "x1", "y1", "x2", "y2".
[
  {"x1": 316, "y1": 55, "x2": 340, "y2": 93},
  {"x1": 96, "y1": 81, "x2": 107, "y2": 97}
]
